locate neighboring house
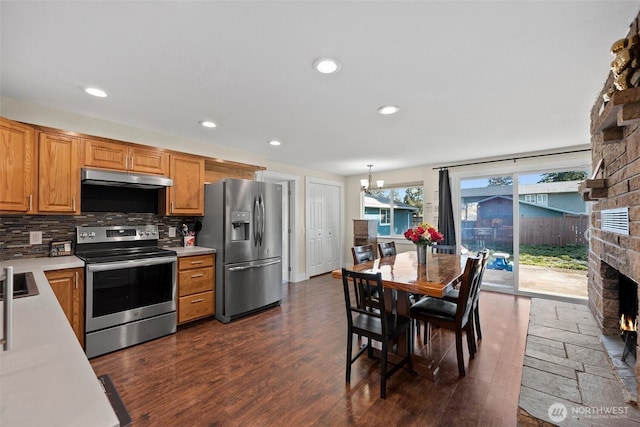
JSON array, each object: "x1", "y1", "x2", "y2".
[
  {"x1": 461, "y1": 181, "x2": 588, "y2": 246},
  {"x1": 363, "y1": 194, "x2": 418, "y2": 236}
]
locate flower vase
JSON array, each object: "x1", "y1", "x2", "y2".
[{"x1": 417, "y1": 245, "x2": 428, "y2": 265}]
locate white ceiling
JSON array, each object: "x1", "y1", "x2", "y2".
[{"x1": 1, "y1": 1, "x2": 639, "y2": 176}]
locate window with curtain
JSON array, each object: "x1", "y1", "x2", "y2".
[{"x1": 363, "y1": 185, "x2": 424, "y2": 236}]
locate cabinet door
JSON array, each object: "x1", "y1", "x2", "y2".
[
  {"x1": 45, "y1": 268, "x2": 84, "y2": 348},
  {"x1": 129, "y1": 146, "x2": 169, "y2": 175},
  {"x1": 0, "y1": 118, "x2": 35, "y2": 212},
  {"x1": 167, "y1": 154, "x2": 204, "y2": 215},
  {"x1": 38, "y1": 132, "x2": 80, "y2": 213},
  {"x1": 83, "y1": 138, "x2": 128, "y2": 170}
]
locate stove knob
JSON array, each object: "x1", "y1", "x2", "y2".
[
  {"x1": 139, "y1": 231, "x2": 145, "y2": 236},
  {"x1": 150, "y1": 230, "x2": 157, "y2": 235},
  {"x1": 145, "y1": 231, "x2": 151, "y2": 236},
  {"x1": 88, "y1": 232, "x2": 96, "y2": 238},
  {"x1": 79, "y1": 232, "x2": 87, "y2": 238}
]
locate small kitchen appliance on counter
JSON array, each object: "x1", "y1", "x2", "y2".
[{"x1": 76, "y1": 225, "x2": 177, "y2": 358}]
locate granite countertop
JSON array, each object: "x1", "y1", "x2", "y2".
[{"x1": 0, "y1": 256, "x2": 119, "y2": 427}]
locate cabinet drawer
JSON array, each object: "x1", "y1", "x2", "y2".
[
  {"x1": 178, "y1": 291, "x2": 214, "y2": 323},
  {"x1": 178, "y1": 254, "x2": 214, "y2": 270},
  {"x1": 178, "y1": 267, "x2": 214, "y2": 296}
]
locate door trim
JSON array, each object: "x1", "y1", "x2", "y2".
[{"x1": 259, "y1": 170, "x2": 303, "y2": 282}]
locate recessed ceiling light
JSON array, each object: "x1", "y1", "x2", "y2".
[
  {"x1": 84, "y1": 87, "x2": 108, "y2": 97},
  {"x1": 268, "y1": 140, "x2": 281, "y2": 146},
  {"x1": 313, "y1": 58, "x2": 341, "y2": 74},
  {"x1": 200, "y1": 121, "x2": 217, "y2": 128},
  {"x1": 378, "y1": 105, "x2": 400, "y2": 115}
]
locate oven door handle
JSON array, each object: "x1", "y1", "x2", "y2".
[{"x1": 86, "y1": 256, "x2": 177, "y2": 272}]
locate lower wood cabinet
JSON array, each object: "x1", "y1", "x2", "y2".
[
  {"x1": 45, "y1": 268, "x2": 84, "y2": 348},
  {"x1": 177, "y1": 254, "x2": 215, "y2": 324}
]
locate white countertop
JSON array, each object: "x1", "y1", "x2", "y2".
[
  {"x1": 167, "y1": 245, "x2": 216, "y2": 257},
  {"x1": 0, "y1": 256, "x2": 119, "y2": 427}
]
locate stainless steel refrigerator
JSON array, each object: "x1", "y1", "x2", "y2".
[{"x1": 199, "y1": 178, "x2": 282, "y2": 323}]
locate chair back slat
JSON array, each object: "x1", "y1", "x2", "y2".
[
  {"x1": 455, "y1": 256, "x2": 482, "y2": 325},
  {"x1": 432, "y1": 244, "x2": 456, "y2": 254},
  {"x1": 351, "y1": 245, "x2": 375, "y2": 265},
  {"x1": 342, "y1": 269, "x2": 387, "y2": 334},
  {"x1": 378, "y1": 241, "x2": 397, "y2": 258}
]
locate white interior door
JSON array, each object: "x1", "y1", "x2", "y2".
[
  {"x1": 306, "y1": 182, "x2": 325, "y2": 277},
  {"x1": 306, "y1": 180, "x2": 342, "y2": 277},
  {"x1": 324, "y1": 184, "x2": 340, "y2": 272}
]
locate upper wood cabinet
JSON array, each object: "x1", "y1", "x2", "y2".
[
  {"x1": 38, "y1": 130, "x2": 80, "y2": 214},
  {"x1": 163, "y1": 154, "x2": 205, "y2": 216},
  {"x1": 0, "y1": 118, "x2": 35, "y2": 213},
  {"x1": 45, "y1": 268, "x2": 84, "y2": 348},
  {"x1": 84, "y1": 138, "x2": 169, "y2": 176},
  {"x1": 204, "y1": 159, "x2": 264, "y2": 183}
]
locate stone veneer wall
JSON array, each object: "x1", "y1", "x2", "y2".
[
  {"x1": 588, "y1": 12, "x2": 640, "y2": 396},
  {"x1": 0, "y1": 212, "x2": 194, "y2": 260}
]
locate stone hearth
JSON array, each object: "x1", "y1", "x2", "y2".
[{"x1": 518, "y1": 299, "x2": 640, "y2": 426}]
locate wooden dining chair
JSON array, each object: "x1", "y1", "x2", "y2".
[
  {"x1": 432, "y1": 244, "x2": 456, "y2": 254},
  {"x1": 341, "y1": 268, "x2": 413, "y2": 399},
  {"x1": 443, "y1": 249, "x2": 490, "y2": 345},
  {"x1": 377, "y1": 241, "x2": 397, "y2": 258},
  {"x1": 409, "y1": 256, "x2": 482, "y2": 376},
  {"x1": 351, "y1": 244, "x2": 375, "y2": 265}
]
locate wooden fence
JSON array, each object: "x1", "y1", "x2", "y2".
[{"x1": 519, "y1": 215, "x2": 588, "y2": 246}]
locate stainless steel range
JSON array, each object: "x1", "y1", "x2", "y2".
[{"x1": 76, "y1": 225, "x2": 177, "y2": 358}]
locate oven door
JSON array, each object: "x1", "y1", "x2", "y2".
[{"x1": 85, "y1": 256, "x2": 177, "y2": 333}]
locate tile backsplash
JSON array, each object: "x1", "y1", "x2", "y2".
[{"x1": 0, "y1": 213, "x2": 202, "y2": 260}]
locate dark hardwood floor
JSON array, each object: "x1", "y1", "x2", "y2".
[{"x1": 90, "y1": 274, "x2": 531, "y2": 427}]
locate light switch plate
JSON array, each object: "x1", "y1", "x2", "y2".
[
  {"x1": 168, "y1": 227, "x2": 177, "y2": 237},
  {"x1": 30, "y1": 231, "x2": 42, "y2": 245}
]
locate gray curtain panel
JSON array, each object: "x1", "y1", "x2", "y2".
[{"x1": 438, "y1": 169, "x2": 456, "y2": 246}]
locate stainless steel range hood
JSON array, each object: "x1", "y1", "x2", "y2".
[{"x1": 81, "y1": 168, "x2": 173, "y2": 189}]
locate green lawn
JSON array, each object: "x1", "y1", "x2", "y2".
[{"x1": 518, "y1": 244, "x2": 588, "y2": 270}]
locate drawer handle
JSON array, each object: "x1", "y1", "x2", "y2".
[
  {"x1": 190, "y1": 261, "x2": 204, "y2": 265},
  {"x1": 190, "y1": 298, "x2": 204, "y2": 303},
  {"x1": 191, "y1": 274, "x2": 204, "y2": 278}
]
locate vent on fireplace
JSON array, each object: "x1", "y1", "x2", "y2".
[{"x1": 601, "y1": 207, "x2": 629, "y2": 235}]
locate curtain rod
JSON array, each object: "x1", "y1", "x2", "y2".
[{"x1": 433, "y1": 148, "x2": 591, "y2": 170}]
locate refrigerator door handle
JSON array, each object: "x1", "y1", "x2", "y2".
[
  {"x1": 259, "y1": 193, "x2": 265, "y2": 245},
  {"x1": 228, "y1": 259, "x2": 281, "y2": 272},
  {"x1": 253, "y1": 196, "x2": 260, "y2": 245}
]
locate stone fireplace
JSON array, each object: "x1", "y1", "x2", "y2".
[{"x1": 588, "y1": 13, "x2": 640, "y2": 400}]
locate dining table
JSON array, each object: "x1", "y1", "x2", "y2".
[{"x1": 332, "y1": 250, "x2": 464, "y2": 381}]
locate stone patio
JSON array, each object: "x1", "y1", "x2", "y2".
[{"x1": 518, "y1": 299, "x2": 640, "y2": 426}]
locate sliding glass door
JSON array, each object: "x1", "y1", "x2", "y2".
[
  {"x1": 517, "y1": 171, "x2": 588, "y2": 299},
  {"x1": 460, "y1": 175, "x2": 514, "y2": 291},
  {"x1": 459, "y1": 169, "x2": 589, "y2": 299}
]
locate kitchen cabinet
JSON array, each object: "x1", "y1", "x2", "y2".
[
  {"x1": 177, "y1": 254, "x2": 215, "y2": 324},
  {"x1": 45, "y1": 268, "x2": 85, "y2": 348},
  {"x1": 0, "y1": 117, "x2": 35, "y2": 213},
  {"x1": 84, "y1": 138, "x2": 169, "y2": 175},
  {"x1": 38, "y1": 130, "x2": 81, "y2": 214},
  {"x1": 164, "y1": 153, "x2": 205, "y2": 215}
]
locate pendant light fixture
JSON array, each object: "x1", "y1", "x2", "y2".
[{"x1": 360, "y1": 164, "x2": 384, "y2": 191}]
